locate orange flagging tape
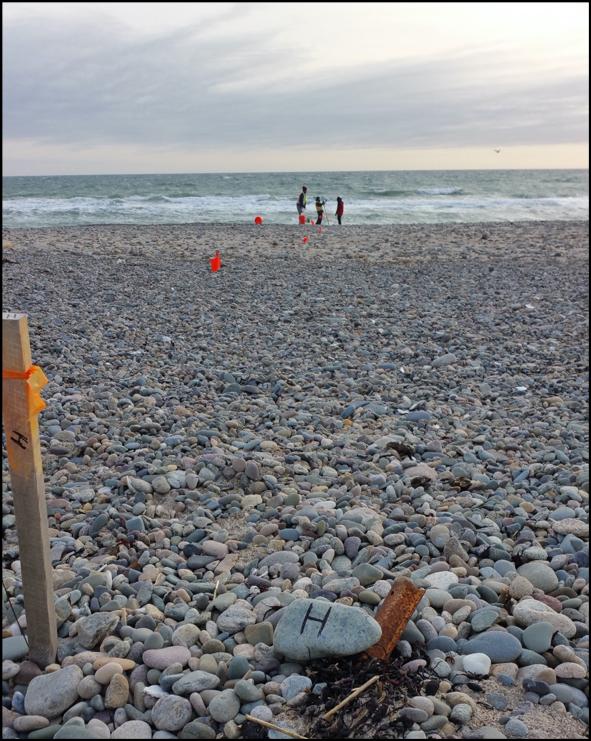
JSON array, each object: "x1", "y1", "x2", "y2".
[{"x1": 2, "y1": 365, "x2": 48, "y2": 416}]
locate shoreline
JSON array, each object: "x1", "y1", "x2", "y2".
[{"x1": 3, "y1": 220, "x2": 589, "y2": 264}]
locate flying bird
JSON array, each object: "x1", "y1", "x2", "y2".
[{"x1": 493, "y1": 148, "x2": 501, "y2": 153}]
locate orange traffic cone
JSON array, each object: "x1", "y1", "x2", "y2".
[{"x1": 210, "y1": 250, "x2": 221, "y2": 272}]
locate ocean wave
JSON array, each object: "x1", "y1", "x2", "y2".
[
  {"x1": 359, "y1": 189, "x2": 412, "y2": 197},
  {"x1": 414, "y1": 187, "x2": 464, "y2": 195},
  {"x1": 3, "y1": 171, "x2": 588, "y2": 227}
]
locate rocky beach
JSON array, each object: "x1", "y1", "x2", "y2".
[{"x1": 2, "y1": 220, "x2": 589, "y2": 740}]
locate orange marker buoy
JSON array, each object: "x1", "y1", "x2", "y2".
[
  {"x1": 254, "y1": 215, "x2": 263, "y2": 225},
  {"x1": 299, "y1": 214, "x2": 306, "y2": 225}
]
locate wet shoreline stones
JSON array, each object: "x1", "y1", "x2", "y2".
[{"x1": 2, "y1": 221, "x2": 589, "y2": 739}]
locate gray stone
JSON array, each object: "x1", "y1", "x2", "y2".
[
  {"x1": 24, "y1": 665, "x2": 83, "y2": 718},
  {"x1": 152, "y1": 695, "x2": 193, "y2": 731},
  {"x1": 273, "y1": 598, "x2": 381, "y2": 661},
  {"x1": 548, "y1": 684, "x2": 588, "y2": 707},
  {"x1": 470, "y1": 607, "x2": 500, "y2": 632},
  {"x1": 351, "y1": 563, "x2": 382, "y2": 586},
  {"x1": 244, "y1": 622, "x2": 273, "y2": 646},
  {"x1": 111, "y1": 720, "x2": 153, "y2": 738},
  {"x1": 463, "y1": 653, "x2": 491, "y2": 676},
  {"x1": 208, "y1": 689, "x2": 240, "y2": 722},
  {"x1": 126, "y1": 516, "x2": 145, "y2": 532},
  {"x1": 259, "y1": 552, "x2": 300, "y2": 568},
  {"x1": 234, "y1": 679, "x2": 264, "y2": 702},
  {"x1": 12, "y1": 717, "x2": 50, "y2": 733},
  {"x1": 172, "y1": 670, "x2": 221, "y2": 694},
  {"x1": 429, "y1": 525, "x2": 451, "y2": 549},
  {"x1": 280, "y1": 675, "x2": 312, "y2": 700},
  {"x1": 216, "y1": 602, "x2": 257, "y2": 633},
  {"x1": 460, "y1": 632, "x2": 522, "y2": 663},
  {"x1": 143, "y1": 646, "x2": 191, "y2": 670},
  {"x1": 245, "y1": 461, "x2": 260, "y2": 480},
  {"x1": 516, "y1": 563, "x2": 558, "y2": 593},
  {"x1": 521, "y1": 622, "x2": 556, "y2": 653},
  {"x1": 513, "y1": 600, "x2": 576, "y2": 638},
  {"x1": 179, "y1": 720, "x2": 217, "y2": 739},
  {"x1": 228, "y1": 656, "x2": 251, "y2": 679},
  {"x1": 450, "y1": 703, "x2": 472, "y2": 724},
  {"x1": 54, "y1": 728, "x2": 98, "y2": 739},
  {"x1": 505, "y1": 718, "x2": 528, "y2": 737},
  {"x1": 2, "y1": 636, "x2": 29, "y2": 661},
  {"x1": 77, "y1": 612, "x2": 119, "y2": 649}
]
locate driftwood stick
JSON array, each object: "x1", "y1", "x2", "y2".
[
  {"x1": 244, "y1": 715, "x2": 308, "y2": 739},
  {"x1": 322, "y1": 674, "x2": 380, "y2": 720}
]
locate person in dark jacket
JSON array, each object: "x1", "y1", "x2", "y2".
[
  {"x1": 297, "y1": 186, "x2": 308, "y2": 216},
  {"x1": 336, "y1": 196, "x2": 344, "y2": 225}
]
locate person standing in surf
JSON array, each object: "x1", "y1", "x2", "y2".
[
  {"x1": 315, "y1": 197, "x2": 325, "y2": 225},
  {"x1": 335, "y1": 196, "x2": 344, "y2": 224},
  {"x1": 297, "y1": 186, "x2": 308, "y2": 216}
]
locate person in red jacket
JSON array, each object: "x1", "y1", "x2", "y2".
[{"x1": 336, "y1": 196, "x2": 344, "y2": 225}]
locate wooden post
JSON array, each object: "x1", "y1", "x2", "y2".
[{"x1": 2, "y1": 312, "x2": 57, "y2": 666}]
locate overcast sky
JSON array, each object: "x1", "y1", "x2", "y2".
[{"x1": 3, "y1": 2, "x2": 589, "y2": 175}]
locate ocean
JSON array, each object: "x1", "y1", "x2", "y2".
[{"x1": 2, "y1": 169, "x2": 588, "y2": 228}]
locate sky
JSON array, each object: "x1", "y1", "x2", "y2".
[{"x1": 2, "y1": 2, "x2": 589, "y2": 175}]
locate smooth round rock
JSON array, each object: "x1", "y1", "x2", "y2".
[
  {"x1": 207, "y1": 689, "x2": 240, "y2": 722},
  {"x1": 24, "y1": 665, "x2": 83, "y2": 718},
  {"x1": 516, "y1": 563, "x2": 558, "y2": 593},
  {"x1": 463, "y1": 653, "x2": 492, "y2": 676},
  {"x1": 143, "y1": 647, "x2": 191, "y2": 670},
  {"x1": 111, "y1": 720, "x2": 153, "y2": 739},
  {"x1": 521, "y1": 622, "x2": 556, "y2": 653},
  {"x1": 152, "y1": 695, "x2": 193, "y2": 731}
]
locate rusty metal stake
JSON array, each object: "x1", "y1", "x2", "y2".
[{"x1": 365, "y1": 576, "x2": 424, "y2": 661}]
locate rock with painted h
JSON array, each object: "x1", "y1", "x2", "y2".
[{"x1": 273, "y1": 598, "x2": 381, "y2": 661}]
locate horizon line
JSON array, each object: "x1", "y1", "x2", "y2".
[{"x1": 3, "y1": 166, "x2": 589, "y2": 178}]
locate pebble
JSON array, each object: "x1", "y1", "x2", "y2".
[
  {"x1": 516, "y1": 563, "x2": 558, "y2": 593},
  {"x1": 172, "y1": 670, "x2": 221, "y2": 694},
  {"x1": 151, "y1": 695, "x2": 193, "y2": 731},
  {"x1": 513, "y1": 600, "x2": 577, "y2": 638},
  {"x1": 463, "y1": 653, "x2": 492, "y2": 676},
  {"x1": 111, "y1": 720, "x2": 153, "y2": 738},
  {"x1": 12, "y1": 717, "x2": 50, "y2": 733},
  {"x1": 460, "y1": 632, "x2": 523, "y2": 663},
  {"x1": 24, "y1": 665, "x2": 83, "y2": 718},
  {"x1": 521, "y1": 622, "x2": 556, "y2": 653},
  {"x1": 207, "y1": 689, "x2": 241, "y2": 722},
  {"x1": 505, "y1": 718, "x2": 529, "y2": 737},
  {"x1": 143, "y1": 647, "x2": 191, "y2": 670}
]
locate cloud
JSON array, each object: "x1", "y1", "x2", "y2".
[{"x1": 3, "y1": 9, "x2": 588, "y2": 156}]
